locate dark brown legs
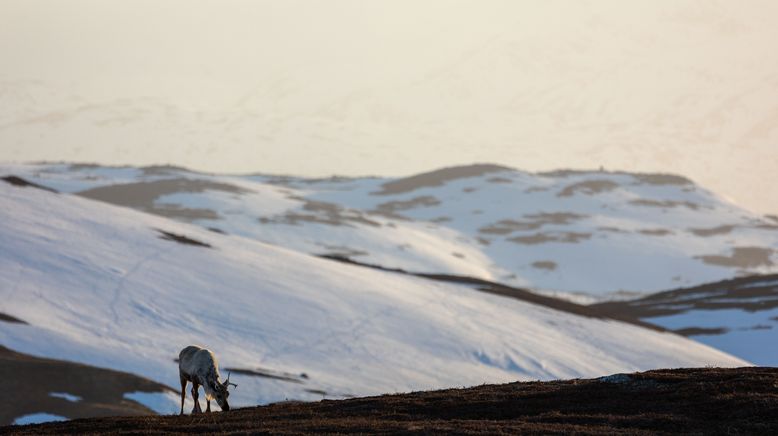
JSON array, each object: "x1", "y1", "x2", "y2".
[
  {"x1": 191, "y1": 382, "x2": 202, "y2": 414},
  {"x1": 179, "y1": 375, "x2": 209, "y2": 415},
  {"x1": 179, "y1": 375, "x2": 187, "y2": 415}
]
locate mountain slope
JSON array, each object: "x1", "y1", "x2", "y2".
[
  {"x1": 6, "y1": 367, "x2": 775, "y2": 435},
  {"x1": 5, "y1": 162, "x2": 778, "y2": 300},
  {"x1": 0, "y1": 177, "x2": 746, "y2": 423},
  {"x1": 593, "y1": 274, "x2": 778, "y2": 366}
]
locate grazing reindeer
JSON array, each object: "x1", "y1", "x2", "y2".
[{"x1": 178, "y1": 345, "x2": 237, "y2": 414}]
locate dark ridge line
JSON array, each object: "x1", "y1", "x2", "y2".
[
  {"x1": 591, "y1": 273, "x2": 778, "y2": 321},
  {"x1": 174, "y1": 358, "x2": 310, "y2": 385},
  {"x1": 222, "y1": 367, "x2": 307, "y2": 384},
  {"x1": 155, "y1": 229, "x2": 212, "y2": 248},
  {"x1": 303, "y1": 388, "x2": 355, "y2": 398},
  {"x1": 0, "y1": 313, "x2": 27, "y2": 324},
  {"x1": 1, "y1": 175, "x2": 59, "y2": 193},
  {"x1": 673, "y1": 327, "x2": 730, "y2": 336},
  {"x1": 641, "y1": 273, "x2": 778, "y2": 301},
  {"x1": 317, "y1": 254, "x2": 665, "y2": 332}
]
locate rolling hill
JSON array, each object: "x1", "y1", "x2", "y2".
[
  {"x1": 4, "y1": 162, "x2": 777, "y2": 300},
  {"x1": 0, "y1": 174, "x2": 746, "y2": 424}
]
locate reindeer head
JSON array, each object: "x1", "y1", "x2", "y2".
[{"x1": 211, "y1": 370, "x2": 238, "y2": 411}]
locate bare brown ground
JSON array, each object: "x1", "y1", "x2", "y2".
[
  {"x1": 262, "y1": 197, "x2": 382, "y2": 228},
  {"x1": 696, "y1": 247, "x2": 774, "y2": 269},
  {"x1": 77, "y1": 178, "x2": 250, "y2": 221},
  {"x1": 371, "y1": 196, "x2": 441, "y2": 220},
  {"x1": 540, "y1": 170, "x2": 692, "y2": 186},
  {"x1": 508, "y1": 231, "x2": 592, "y2": 245},
  {"x1": 637, "y1": 228, "x2": 672, "y2": 236},
  {"x1": 6, "y1": 367, "x2": 778, "y2": 435},
  {"x1": 531, "y1": 260, "x2": 557, "y2": 270},
  {"x1": 478, "y1": 212, "x2": 587, "y2": 235},
  {"x1": 0, "y1": 346, "x2": 174, "y2": 426},
  {"x1": 557, "y1": 179, "x2": 619, "y2": 197},
  {"x1": 631, "y1": 173, "x2": 693, "y2": 185},
  {"x1": 629, "y1": 199, "x2": 700, "y2": 210},
  {"x1": 689, "y1": 224, "x2": 737, "y2": 236},
  {"x1": 371, "y1": 164, "x2": 511, "y2": 195}
]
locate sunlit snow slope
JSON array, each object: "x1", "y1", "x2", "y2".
[
  {"x1": 5, "y1": 162, "x2": 778, "y2": 300},
  {"x1": 0, "y1": 178, "x2": 747, "y2": 419}
]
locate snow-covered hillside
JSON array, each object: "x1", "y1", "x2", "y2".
[
  {"x1": 593, "y1": 274, "x2": 778, "y2": 366},
  {"x1": 5, "y1": 162, "x2": 778, "y2": 300},
  {"x1": 0, "y1": 177, "x2": 746, "y2": 421}
]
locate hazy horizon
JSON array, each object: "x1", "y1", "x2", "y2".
[{"x1": 1, "y1": 0, "x2": 777, "y2": 215}]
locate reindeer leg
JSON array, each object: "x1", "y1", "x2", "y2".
[
  {"x1": 206, "y1": 399, "x2": 211, "y2": 413},
  {"x1": 191, "y1": 382, "x2": 202, "y2": 414},
  {"x1": 179, "y1": 374, "x2": 187, "y2": 415}
]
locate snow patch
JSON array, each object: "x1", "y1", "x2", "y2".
[
  {"x1": 124, "y1": 391, "x2": 181, "y2": 415},
  {"x1": 12, "y1": 413, "x2": 68, "y2": 425},
  {"x1": 48, "y1": 392, "x2": 81, "y2": 402},
  {"x1": 597, "y1": 373, "x2": 631, "y2": 384}
]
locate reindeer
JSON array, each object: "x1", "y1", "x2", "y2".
[{"x1": 178, "y1": 345, "x2": 237, "y2": 414}]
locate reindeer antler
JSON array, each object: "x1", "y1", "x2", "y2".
[{"x1": 224, "y1": 370, "x2": 238, "y2": 389}]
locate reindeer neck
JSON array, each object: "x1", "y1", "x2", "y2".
[{"x1": 201, "y1": 371, "x2": 217, "y2": 399}]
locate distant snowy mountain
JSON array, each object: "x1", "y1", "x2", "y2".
[
  {"x1": 4, "y1": 162, "x2": 777, "y2": 301},
  {"x1": 2, "y1": 0, "x2": 777, "y2": 215},
  {"x1": 0, "y1": 176, "x2": 746, "y2": 423}
]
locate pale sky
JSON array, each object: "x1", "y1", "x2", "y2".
[{"x1": 1, "y1": 0, "x2": 777, "y2": 215}]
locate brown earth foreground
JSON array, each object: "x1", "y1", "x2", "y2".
[{"x1": 5, "y1": 367, "x2": 778, "y2": 435}]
